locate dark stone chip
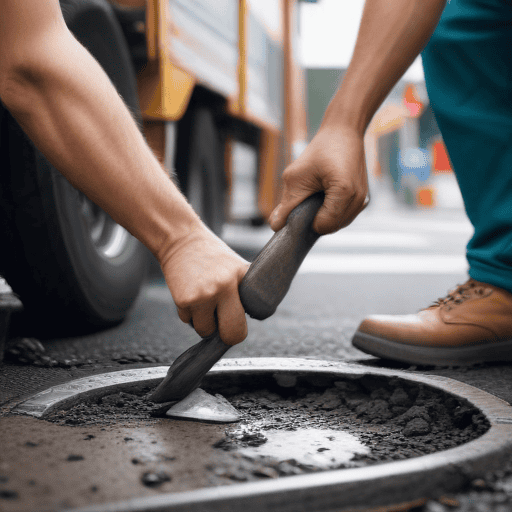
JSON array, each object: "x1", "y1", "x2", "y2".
[
  {"x1": 67, "y1": 454, "x2": 84, "y2": 462},
  {"x1": 0, "y1": 490, "x2": 18, "y2": 500},
  {"x1": 403, "y1": 418, "x2": 431, "y2": 437},
  {"x1": 228, "y1": 471, "x2": 248, "y2": 482},
  {"x1": 212, "y1": 438, "x2": 236, "y2": 451},
  {"x1": 453, "y1": 406, "x2": 475, "y2": 429},
  {"x1": 141, "y1": 471, "x2": 171, "y2": 487},
  {"x1": 252, "y1": 467, "x2": 279, "y2": 478}
]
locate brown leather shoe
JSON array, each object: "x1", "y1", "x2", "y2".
[{"x1": 352, "y1": 279, "x2": 512, "y2": 366}]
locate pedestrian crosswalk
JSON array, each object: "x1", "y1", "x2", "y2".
[
  {"x1": 223, "y1": 206, "x2": 473, "y2": 275},
  {"x1": 298, "y1": 253, "x2": 468, "y2": 274}
]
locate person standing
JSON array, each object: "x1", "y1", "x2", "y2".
[{"x1": 270, "y1": 0, "x2": 512, "y2": 366}]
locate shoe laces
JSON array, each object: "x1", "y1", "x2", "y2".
[{"x1": 426, "y1": 279, "x2": 490, "y2": 311}]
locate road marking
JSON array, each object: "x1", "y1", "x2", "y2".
[
  {"x1": 352, "y1": 217, "x2": 473, "y2": 235},
  {"x1": 224, "y1": 227, "x2": 433, "y2": 249},
  {"x1": 299, "y1": 254, "x2": 468, "y2": 274},
  {"x1": 316, "y1": 231, "x2": 430, "y2": 248}
]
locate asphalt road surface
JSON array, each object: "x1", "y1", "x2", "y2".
[
  {"x1": 2, "y1": 202, "x2": 511, "y2": 407},
  {"x1": 1, "y1": 202, "x2": 512, "y2": 512}
]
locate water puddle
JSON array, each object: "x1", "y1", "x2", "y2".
[{"x1": 238, "y1": 428, "x2": 370, "y2": 467}]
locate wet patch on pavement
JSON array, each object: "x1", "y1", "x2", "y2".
[
  {"x1": 0, "y1": 415, "x2": 223, "y2": 511},
  {"x1": 204, "y1": 376, "x2": 489, "y2": 486},
  {"x1": 36, "y1": 374, "x2": 489, "y2": 487},
  {"x1": 3, "y1": 361, "x2": 511, "y2": 512}
]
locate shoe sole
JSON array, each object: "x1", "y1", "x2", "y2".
[{"x1": 352, "y1": 331, "x2": 512, "y2": 366}]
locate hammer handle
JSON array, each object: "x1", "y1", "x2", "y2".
[
  {"x1": 239, "y1": 192, "x2": 323, "y2": 319},
  {"x1": 149, "y1": 193, "x2": 324, "y2": 403}
]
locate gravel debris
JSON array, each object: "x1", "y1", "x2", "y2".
[
  {"x1": 4, "y1": 338, "x2": 161, "y2": 369},
  {"x1": 66, "y1": 455, "x2": 84, "y2": 462},
  {"x1": 41, "y1": 373, "x2": 499, "y2": 502},
  {"x1": 141, "y1": 471, "x2": 171, "y2": 487}
]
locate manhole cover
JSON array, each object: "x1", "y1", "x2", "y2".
[{"x1": 7, "y1": 358, "x2": 512, "y2": 512}]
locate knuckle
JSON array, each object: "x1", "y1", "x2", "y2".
[
  {"x1": 338, "y1": 181, "x2": 357, "y2": 198},
  {"x1": 335, "y1": 182, "x2": 367, "y2": 206},
  {"x1": 175, "y1": 294, "x2": 206, "y2": 311},
  {"x1": 173, "y1": 297, "x2": 189, "y2": 310},
  {"x1": 281, "y1": 166, "x2": 296, "y2": 183}
]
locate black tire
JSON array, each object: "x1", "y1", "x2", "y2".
[
  {"x1": 0, "y1": 0, "x2": 147, "y2": 337},
  {"x1": 175, "y1": 107, "x2": 226, "y2": 236}
]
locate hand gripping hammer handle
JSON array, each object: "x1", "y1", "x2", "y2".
[{"x1": 149, "y1": 192, "x2": 324, "y2": 403}]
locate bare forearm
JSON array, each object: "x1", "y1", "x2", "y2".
[
  {"x1": 0, "y1": 28, "x2": 200, "y2": 259},
  {"x1": 322, "y1": 0, "x2": 446, "y2": 136}
]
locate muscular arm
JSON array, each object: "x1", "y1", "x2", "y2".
[
  {"x1": 0, "y1": 0, "x2": 248, "y2": 344},
  {"x1": 324, "y1": 0, "x2": 446, "y2": 135},
  {"x1": 0, "y1": 0, "x2": 194, "y2": 255},
  {"x1": 270, "y1": 0, "x2": 446, "y2": 234}
]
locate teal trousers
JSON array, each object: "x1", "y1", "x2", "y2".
[{"x1": 422, "y1": 0, "x2": 512, "y2": 291}]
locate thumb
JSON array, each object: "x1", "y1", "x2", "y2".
[
  {"x1": 312, "y1": 188, "x2": 345, "y2": 235},
  {"x1": 269, "y1": 190, "x2": 311, "y2": 232}
]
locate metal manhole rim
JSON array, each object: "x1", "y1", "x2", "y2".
[{"x1": 11, "y1": 358, "x2": 512, "y2": 512}]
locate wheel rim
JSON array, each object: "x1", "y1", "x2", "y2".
[{"x1": 78, "y1": 193, "x2": 129, "y2": 259}]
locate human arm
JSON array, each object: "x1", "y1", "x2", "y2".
[
  {"x1": 0, "y1": 0, "x2": 248, "y2": 344},
  {"x1": 269, "y1": 0, "x2": 446, "y2": 234}
]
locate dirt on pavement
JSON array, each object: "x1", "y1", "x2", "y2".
[{"x1": 0, "y1": 372, "x2": 494, "y2": 511}]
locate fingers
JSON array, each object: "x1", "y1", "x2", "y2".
[
  {"x1": 216, "y1": 291, "x2": 248, "y2": 346},
  {"x1": 174, "y1": 262, "x2": 249, "y2": 344},
  {"x1": 163, "y1": 227, "x2": 250, "y2": 345},
  {"x1": 312, "y1": 186, "x2": 345, "y2": 234},
  {"x1": 269, "y1": 177, "x2": 321, "y2": 232},
  {"x1": 177, "y1": 295, "x2": 247, "y2": 345},
  {"x1": 313, "y1": 184, "x2": 369, "y2": 234},
  {"x1": 269, "y1": 126, "x2": 370, "y2": 235},
  {"x1": 177, "y1": 306, "x2": 192, "y2": 326},
  {"x1": 269, "y1": 194, "x2": 307, "y2": 232},
  {"x1": 178, "y1": 303, "x2": 217, "y2": 338}
]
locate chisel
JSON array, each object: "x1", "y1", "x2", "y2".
[{"x1": 149, "y1": 192, "x2": 324, "y2": 403}]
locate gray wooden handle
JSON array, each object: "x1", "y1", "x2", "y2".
[
  {"x1": 239, "y1": 192, "x2": 324, "y2": 319},
  {"x1": 149, "y1": 193, "x2": 324, "y2": 403}
]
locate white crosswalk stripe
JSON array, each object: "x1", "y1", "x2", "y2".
[
  {"x1": 223, "y1": 207, "x2": 473, "y2": 275},
  {"x1": 298, "y1": 253, "x2": 468, "y2": 274}
]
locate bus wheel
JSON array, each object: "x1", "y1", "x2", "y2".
[
  {"x1": 0, "y1": 0, "x2": 147, "y2": 336},
  {"x1": 176, "y1": 107, "x2": 226, "y2": 236}
]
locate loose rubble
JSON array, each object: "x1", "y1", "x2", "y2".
[
  {"x1": 4, "y1": 337, "x2": 161, "y2": 368},
  {"x1": 44, "y1": 374, "x2": 490, "y2": 486},
  {"x1": 4, "y1": 371, "x2": 512, "y2": 512},
  {"x1": 205, "y1": 377, "x2": 489, "y2": 484},
  {"x1": 47, "y1": 389, "x2": 160, "y2": 427},
  {"x1": 141, "y1": 471, "x2": 172, "y2": 487}
]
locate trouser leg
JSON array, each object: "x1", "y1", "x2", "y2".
[{"x1": 422, "y1": 0, "x2": 512, "y2": 291}]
